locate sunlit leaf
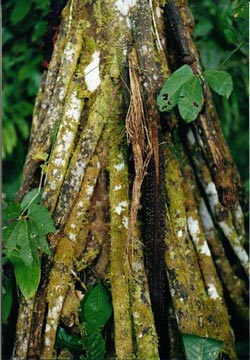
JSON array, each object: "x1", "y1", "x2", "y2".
[
  {"x1": 178, "y1": 76, "x2": 203, "y2": 123},
  {"x1": 157, "y1": 65, "x2": 194, "y2": 111},
  {"x1": 203, "y1": 70, "x2": 233, "y2": 99}
]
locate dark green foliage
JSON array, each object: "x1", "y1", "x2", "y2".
[
  {"x1": 2, "y1": 0, "x2": 49, "y2": 198},
  {"x1": 190, "y1": 0, "x2": 249, "y2": 185},
  {"x1": 56, "y1": 283, "x2": 112, "y2": 359},
  {"x1": 2, "y1": 189, "x2": 56, "y2": 302}
]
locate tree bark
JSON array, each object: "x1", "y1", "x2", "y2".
[{"x1": 12, "y1": 1, "x2": 248, "y2": 359}]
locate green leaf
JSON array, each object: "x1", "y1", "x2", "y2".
[
  {"x1": 232, "y1": 0, "x2": 249, "y2": 19},
  {"x1": 182, "y1": 334, "x2": 223, "y2": 360},
  {"x1": 178, "y1": 76, "x2": 203, "y2": 123},
  {"x1": 56, "y1": 327, "x2": 85, "y2": 355},
  {"x1": 3, "y1": 221, "x2": 22, "y2": 251},
  {"x1": 28, "y1": 204, "x2": 56, "y2": 235},
  {"x1": 193, "y1": 17, "x2": 213, "y2": 38},
  {"x1": 3, "y1": 202, "x2": 21, "y2": 221},
  {"x1": 81, "y1": 283, "x2": 112, "y2": 330},
  {"x1": 3, "y1": 220, "x2": 34, "y2": 266},
  {"x1": 10, "y1": 1, "x2": 32, "y2": 25},
  {"x1": 203, "y1": 70, "x2": 233, "y2": 99},
  {"x1": 29, "y1": 219, "x2": 51, "y2": 256},
  {"x1": 20, "y1": 188, "x2": 41, "y2": 210},
  {"x1": 84, "y1": 324, "x2": 105, "y2": 360},
  {"x1": 17, "y1": 220, "x2": 34, "y2": 266},
  {"x1": 157, "y1": 65, "x2": 194, "y2": 111},
  {"x1": 2, "y1": 274, "x2": 13, "y2": 323},
  {"x1": 9, "y1": 255, "x2": 41, "y2": 300}
]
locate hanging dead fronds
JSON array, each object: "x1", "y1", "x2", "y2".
[{"x1": 125, "y1": 48, "x2": 153, "y2": 263}]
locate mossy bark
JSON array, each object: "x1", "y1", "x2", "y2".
[{"x1": 11, "y1": 1, "x2": 248, "y2": 360}]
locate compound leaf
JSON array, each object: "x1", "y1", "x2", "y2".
[
  {"x1": 29, "y1": 219, "x2": 51, "y2": 256},
  {"x1": 3, "y1": 202, "x2": 21, "y2": 221},
  {"x1": 3, "y1": 221, "x2": 20, "y2": 250},
  {"x1": 178, "y1": 76, "x2": 203, "y2": 123},
  {"x1": 17, "y1": 220, "x2": 33, "y2": 266},
  {"x1": 20, "y1": 188, "x2": 41, "y2": 210},
  {"x1": 28, "y1": 204, "x2": 56, "y2": 235},
  {"x1": 182, "y1": 334, "x2": 223, "y2": 360},
  {"x1": 157, "y1": 65, "x2": 194, "y2": 111},
  {"x1": 9, "y1": 254, "x2": 41, "y2": 300},
  {"x1": 203, "y1": 70, "x2": 233, "y2": 99}
]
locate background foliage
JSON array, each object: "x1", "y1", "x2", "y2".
[
  {"x1": 2, "y1": 0, "x2": 50, "y2": 199},
  {"x1": 190, "y1": 0, "x2": 249, "y2": 188}
]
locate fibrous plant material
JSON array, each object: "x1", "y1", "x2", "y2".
[{"x1": 10, "y1": 1, "x2": 248, "y2": 359}]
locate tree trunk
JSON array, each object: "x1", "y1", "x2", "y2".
[{"x1": 12, "y1": 1, "x2": 248, "y2": 359}]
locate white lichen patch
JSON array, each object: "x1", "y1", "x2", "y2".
[
  {"x1": 200, "y1": 242, "x2": 211, "y2": 256},
  {"x1": 141, "y1": 45, "x2": 148, "y2": 53},
  {"x1": 218, "y1": 220, "x2": 233, "y2": 238},
  {"x1": 177, "y1": 229, "x2": 183, "y2": 238},
  {"x1": 233, "y1": 245, "x2": 249, "y2": 269},
  {"x1": 68, "y1": 232, "x2": 77, "y2": 241},
  {"x1": 114, "y1": 162, "x2": 125, "y2": 171},
  {"x1": 205, "y1": 182, "x2": 219, "y2": 208},
  {"x1": 86, "y1": 185, "x2": 94, "y2": 196},
  {"x1": 115, "y1": 0, "x2": 137, "y2": 16},
  {"x1": 84, "y1": 51, "x2": 101, "y2": 92},
  {"x1": 199, "y1": 199, "x2": 214, "y2": 231},
  {"x1": 187, "y1": 129, "x2": 196, "y2": 145},
  {"x1": 54, "y1": 157, "x2": 66, "y2": 167},
  {"x1": 207, "y1": 283, "x2": 220, "y2": 299},
  {"x1": 234, "y1": 204, "x2": 243, "y2": 221},
  {"x1": 50, "y1": 181, "x2": 57, "y2": 191},
  {"x1": 114, "y1": 185, "x2": 122, "y2": 191},
  {"x1": 187, "y1": 217, "x2": 200, "y2": 245},
  {"x1": 122, "y1": 216, "x2": 128, "y2": 229},
  {"x1": 44, "y1": 337, "x2": 51, "y2": 347},
  {"x1": 155, "y1": 6, "x2": 161, "y2": 18},
  {"x1": 115, "y1": 201, "x2": 128, "y2": 215}
]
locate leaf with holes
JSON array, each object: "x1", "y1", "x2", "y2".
[
  {"x1": 81, "y1": 283, "x2": 112, "y2": 330},
  {"x1": 203, "y1": 70, "x2": 233, "y2": 99},
  {"x1": 182, "y1": 334, "x2": 223, "y2": 360},
  {"x1": 157, "y1": 65, "x2": 194, "y2": 111},
  {"x1": 178, "y1": 76, "x2": 203, "y2": 123}
]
